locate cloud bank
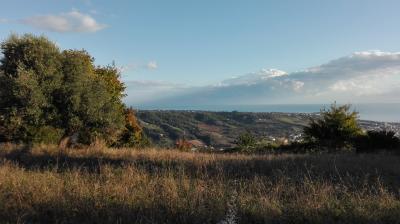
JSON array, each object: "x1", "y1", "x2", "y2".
[
  {"x1": 21, "y1": 10, "x2": 106, "y2": 33},
  {"x1": 125, "y1": 51, "x2": 400, "y2": 106},
  {"x1": 119, "y1": 61, "x2": 159, "y2": 74}
]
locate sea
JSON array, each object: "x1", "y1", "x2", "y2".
[{"x1": 137, "y1": 103, "x2": 400, "y2": 123}]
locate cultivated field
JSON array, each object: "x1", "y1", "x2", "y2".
[{"x1": 0, "y1": 144, "x2": 399, "y2": 223}]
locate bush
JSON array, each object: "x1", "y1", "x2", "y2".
[
  {"x1": 115, "y1": 108, "x2": 150, "y2": 148},
  {"x1": 32, "y1": 126, "x2": 65, "y2": 144},
  {"x1": 234, "y1": 132, "x2": 257, "y2": 153},
  {"x1": 253, "y1": 141, "x2": 280, "y2": 154},
  {"x1": 303, "y1": 103, "x2": 362, "y2": 151},
  {"x1": 354, "y1": 130, "x2": 400, "y2": 153}
]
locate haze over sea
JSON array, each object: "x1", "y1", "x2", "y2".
[{"x1": 137, "y1": 103, "x2": 400, "y2": 123}]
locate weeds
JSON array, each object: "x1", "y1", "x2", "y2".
[{"x1": 0, "y1": 144, "x2": 399, "y2": 223}]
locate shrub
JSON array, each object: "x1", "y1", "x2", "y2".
[
  {"x1": 354, "y1": 130, "x2": 400, "y2": 153},
  {"x1": 32, "y1": 126, "x2": 65, "y2": 144},
  {"x1": 303, "y1": 103, "x2": 362, "y2": 151},
  {"x1": 253, "y1": 141, "x2": 280, "y2": 154},
  {"x1": 116, "y1": 108, "x2": 150, "y2": 148},
  {"x1": 234, "y1": 132, "x2": 257, "y2": 153}
]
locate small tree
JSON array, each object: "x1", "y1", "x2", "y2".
[
  {"x1": 235, "y1": 132, "x2": 257, "y2": 152},
  {"x1": 303, "y1": 103, "x2": 362, "y2": 151},
  {"x1": 116, "y1": 108, "x2": 150, "y2": 148}
]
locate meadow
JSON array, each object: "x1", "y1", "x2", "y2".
[{"x1": 0, "y1": 144, "x2": 399, "y2": 223}]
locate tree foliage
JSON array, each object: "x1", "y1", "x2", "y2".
[
  {"x1": 0, "y1": 34, "x2": 61, "y2": 142},
  {"x1": 234, "y1": 132, "x2": 257, "y2": 152},
  {"x1": 354, "y1": 130, "x2": 400, "y2": 153},
  {"x1": 0, "y1": 34, "x2": 142, "y2": 146},
  {"x1": 116, "y1": 108, "x2": 150, "y2": 147},
  {"x1": 303, "y1": 103, "x2": 362, "y2": 151}
]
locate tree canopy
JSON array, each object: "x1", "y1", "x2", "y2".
[
  {"x1": 303, "y1": 103, "x2": 362, "y2": 151},
  {"x1": 0, "y1": 34, "x2": 144, "y2": 146}
]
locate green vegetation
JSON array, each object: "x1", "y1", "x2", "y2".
[
  {"x1": 137, "y1": 109, "x2": 400, "y2": 153},
  {"x1": 0, "y1": 144, "x2": 400, "y2": 223},
  {"x1": 115, "y1": 108, "x2": 150, "y2": 148},
  {"x1": 303, "y1": 103, "x2": 362, "y2": 151},
  {"x1": 302, "y1": 103, "x2": 400, "y2": 153},
  {"x1": 0, "y1": 34, "x2": 145, "y2": 147},
  {"x1": 137, "y1": 110, "x2": 310, "y2": 148},
  {"x1": 354, "y1": 130, "x2": 400, "y2": 153},
  {"x1": 234, "y1": 132, "x2": 257, "y2": 150},
  {"x1": 228, "y1": 103, "x2": 400, "y2": 154}
]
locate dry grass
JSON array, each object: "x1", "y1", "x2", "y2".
[{"x1": 0, "y1": 144, "x2": 400, "y2": 223}]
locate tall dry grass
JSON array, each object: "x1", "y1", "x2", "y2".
[{"x1": 0, "y1": 144, "x2": 399, "y2": 223}]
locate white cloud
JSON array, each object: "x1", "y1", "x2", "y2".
[
  {"x1": 127, "y1": 50, "x2": 400, "y2": 106},
  {"x1": 21, "y1": 10, "x2": 107, "y2": 33},
  {"x1": 119, "y1": 61, "x2": 158, "y2": 74},
  {"x1": 291, "y1": 80, "x2": 305, "y2": 92},
  {"x1": 146, "y1": 61, "x2": 158, "y2": 70},
  {"x1": 0, "y1": 18, "x2": 8, "y2": 23},
  {"x1": 305, "y1": 51, "x2": 400, "y2": 79},
  {"x1": 329, "y1": 79, "x2": 380, "y2": 96},
  {"x1": 219, "y1": 68, "x2": 287, "y2": 86},
  {"x1": 352, "y1": 50, "x2": 400, "y2": 58}
]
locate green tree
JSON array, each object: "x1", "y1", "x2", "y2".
[
  {"x1": 303, "y1": 103, "x2": 362, "y2": 151},
  {"x1": 0, "y1": 34, "x2": 62, "y2": 142},
  {"x1": 235, "y1": 132, "x2": 257, "y2": 152},
  {"x1": 55, "y1": 50, "x2": 125, "y2": 145},
  {"x1": 116, "y1": 108, "x2": 150, "y2": 147},
  {"x1": 0, "y1": 34, "x2": 134, "y2": 146},
  {"x1": 95, "y1": 64, "x2": 126, "y2": 105}
]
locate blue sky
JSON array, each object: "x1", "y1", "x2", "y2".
[{"x1": 1, "y1": 0, "x2": 400, "y2": 105}]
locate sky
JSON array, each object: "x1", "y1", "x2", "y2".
[{"x1": 1, "y1": 0, "x2": 400, "y2": 106}]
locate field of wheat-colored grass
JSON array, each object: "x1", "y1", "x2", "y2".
[{"x1": 0, "y1": 143, "x2": 399, "y2": 223}]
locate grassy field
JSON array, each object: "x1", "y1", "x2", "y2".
[{"x1": 0, "y1": 144, "x2": 400, "y2": 223}]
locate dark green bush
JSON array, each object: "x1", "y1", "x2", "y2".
[
  {"x1": 234, "y1": 132, "x2": 257, "y2": 152},
  {"x1": 303, "y1": 103, "x2": 362, "y2": 151},
  {"x1": 354, "y1": 130, "x2": 400, "y2": 153},
  {"x1": 32, "y1": 126, "x2": 65, "y2": 144}
]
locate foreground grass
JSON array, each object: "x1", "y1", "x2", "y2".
[{"x1": 0, "y1": 144, "x2": 400, "y2": 223}]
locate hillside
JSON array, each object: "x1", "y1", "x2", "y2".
[{"x1": 136, "y1": 110, "x2": 400, "y2": 148}]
